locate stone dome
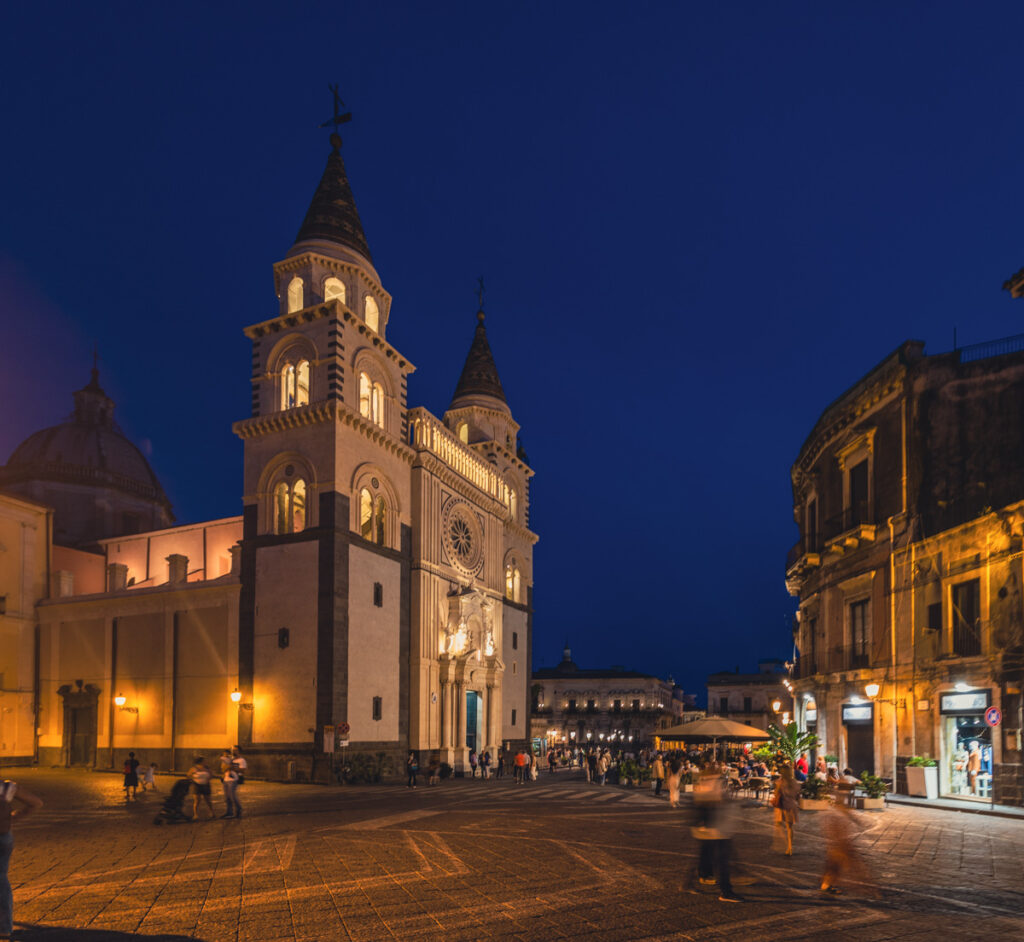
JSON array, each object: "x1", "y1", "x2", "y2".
[{"x1": 0, "y1": 368, "x2": 173, "y2": 545}]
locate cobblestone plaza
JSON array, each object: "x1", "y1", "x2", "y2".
[{"x1": 4, "y1": 769, "x2": 1023, "y2": 940}]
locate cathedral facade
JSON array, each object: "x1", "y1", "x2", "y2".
[{"x1": 0, "y1": 130, "x2": 536, "y2": 779}]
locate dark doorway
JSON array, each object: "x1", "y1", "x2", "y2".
[
  {"x1": 58, "y1": 682, "x2": 100, "y2": 767},
  {"x1": 846, "y1": 723, "x2": 874, "y2": 777},
  {"x1": 69, "y1": 707, "x2": 95, "y2": 765}
]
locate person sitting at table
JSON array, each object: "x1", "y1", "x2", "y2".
[{"x1": 841, "y1": 767, "x2": 860, "y2": 785}]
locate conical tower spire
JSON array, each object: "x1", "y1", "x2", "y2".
[
  {"x1": 449, "y1": 310, "x2": 509, "y2": 413},
  {"x1": 293, "y1": 133, "x2": 373, "y2": 263}
]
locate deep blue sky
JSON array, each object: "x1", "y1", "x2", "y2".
[{"x1": 3, "y1": 3, "x2": 1023, "y2": 703}]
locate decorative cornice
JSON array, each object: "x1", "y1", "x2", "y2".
[
  {"x1": 243, "y1": 299, "x2": 415, "y2": 374},
  {"x1": 232, "y1": 398, "x2": 416, "y2": 463},
  {"x1": 413, "y1": 451, "x2": 508, "y2": 516},
  {"x1": 469, "y1": 438, "x2": 534, "y2": 478},
  {"x1": 445, "y1": 404, "x2": 521, "y2": 435}
]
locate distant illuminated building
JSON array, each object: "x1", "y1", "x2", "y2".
[
  {"x1": 0, "y1": 122, "x2": 536, "y2": 778},
  {"x1": 530, "y1": 646, "x2": 691, "y2": 748}
]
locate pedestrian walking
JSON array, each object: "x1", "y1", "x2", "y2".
[
  {"x1": 469, "y1": 749, "x2": 478, "y2": 778},
  {"x1": 820, "y1": 795, "x2": 871, "y2": 895},
  {"x1": 691, "y1": 764, "x2": 741, "y2": 902},
  {"x1": 666, "y1": 756, "x2": 683, "y2": 808},
  {"x1": 407, "y1": 751, "x2": 419, "y2": 788},
  {"x1": 529, "y1": 750, "x2": 539, "y2": 781},
  {"x1": 122, "y1": 751, "x2": 140, "y2": 800},
  {"x1": 496, "y1": 748, "x2": 505, "y2": 779},
  {"x1": 219, "y1": 748, "x2": 240, "y2": 818},
  {"x1": 1, "y1": 778, "x2": 43, "y2": 940},
  {"x1": 652, "y1": 753, "x2": 665, "y2": 797},
  {"x1": 598, "y1": 751, "x2": 610, "y2": 786},
  {"x1": 772, "y1": 763, "x2": 800, "y2": 855},
  {"x1": 140, "y1": 762, "x2": 158, "y2": 793},
  {"x1": 188, "y1": 757, "x2": 215, "y2": 820},
  {"x1": 547, "y1": 748, "x2": 557, "y2": 774},
  {"x1": 586, "y1": 750, "x2": 597, "y2": 784},
  {"x1": 481, "y1": 750, "x2": 491, "y2": 779},
  {"x1": 427, "y1": 756, "x2": 440, "y2": 785}
]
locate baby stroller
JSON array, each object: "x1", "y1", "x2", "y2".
[{"x1": 153, "y1": 778, "x2": 192, "y2": 825}]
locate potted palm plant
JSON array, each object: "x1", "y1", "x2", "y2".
[
  {"x1": 857, "y1": 772, "x2": 888, "y2": 810},
  {"x1": 906, "y1": 756, "x2": 938, "y2": 799},
  {"x1": 768, "y1": 721, "x2": 819, "y2": 765}
]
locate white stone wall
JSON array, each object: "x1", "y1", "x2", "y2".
[
  {"x1": 253, "y1": 542, "x2": 318, "y2": 743},
  {"x1": 348, "y1": 545, "x2": 400, "y2": 743}
]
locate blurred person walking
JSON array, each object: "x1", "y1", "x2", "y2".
[
  {"x1": 772, "y1": 763, "x2": 800, "y2": 856},
  {"x1": 1, "y1": 779, "x2": 43, "y2": 941}
]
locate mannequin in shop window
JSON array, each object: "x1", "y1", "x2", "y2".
[{"x1": 967, "y1": 742, "x2": 981, "y2": 794}]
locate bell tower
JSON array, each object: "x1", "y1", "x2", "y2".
[{"x1": 233, "y1": 106, "x2": 415, "y2": 779}]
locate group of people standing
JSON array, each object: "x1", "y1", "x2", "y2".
[{"x1": 186, "y1": 747, "x2": 248, "y2": 819}]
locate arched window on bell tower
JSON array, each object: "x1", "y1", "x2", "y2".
[
  {"x1": 279, "y1": 359, "x2": 310, "y2": 410},
  {"x1": 274, "y1": 478, "x2": 307, "y2": 534},
  {"x1": 365, "y1": 295, "x2": 380, "y2": 332},
  {"x1": 287, "y1": 277, "x2": 304, "y2": 313},
  {"x1": 324, "y1": 276, "x2": 346, "y2": 305},
  {"x1": 358, "y1": 371, "x2": 385, "y2": 427}
]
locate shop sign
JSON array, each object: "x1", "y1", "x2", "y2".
[
  {"x1": 985, "y1": 706, "x2": 1002, "y2": 728},
  {"x1": 805, "y1": 708, "x2": 817, "y2": 721},
  {"x1": 842, "y1": 704, "x2": 873, "y2": 722},
  {"x1": 939, "y1": 690, "x2": 990, "y2": 714}
]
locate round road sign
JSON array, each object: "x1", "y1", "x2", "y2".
[
  {"x1": 338, "y1": 721, "x2": 351, "y2": 736},
  {"x1": 985, "y1": 706, "x2": 1002, "y2": 728}
]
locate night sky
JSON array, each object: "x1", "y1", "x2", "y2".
[{"x1": 3, "y1": 3, "x2": 1024, "y2": 704}]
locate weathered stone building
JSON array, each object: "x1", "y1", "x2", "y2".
[
  {"x1": 0, "y1": 124, "x2": 537, "y2": 780},
  {"x1": 787, "y1": 337, "x2": 1024, "y2": 804},
  {"x1": 706, "y1": 659, "x2": 792, "y2": 732}
]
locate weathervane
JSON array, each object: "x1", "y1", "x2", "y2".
[
  {"x1": 476, "y1": 276, "x2": 485, "y2": 315},
  {"x1": 319, "y1": 83, "x2": 352, "y2": 150}
]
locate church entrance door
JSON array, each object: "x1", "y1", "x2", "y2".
[
  {"x1": 69, "y1": 707, "x2": 95, "y2": 765},
  {"x1": 58, "y1": 682, "x2": 100, "y2": 767},
  {"x1": 466, "y1": 691, "x2": 481, "y2": 752}
]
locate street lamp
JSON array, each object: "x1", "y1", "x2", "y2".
[
  {"x1": 114, "y1": 693, "x2": 126, "y2": 707},
  {"x1": 864, "y1": 682, "x2": 881, "y2": 699},
  {"x1": 771, "y1": 698, "x2": 782, "y2": 713},
  {"x1": 864, "y1": 682, "x2": 898, "y2": 795},
  {"x1": 230, "y1": 688, "x2": 242, "y2": 703}
]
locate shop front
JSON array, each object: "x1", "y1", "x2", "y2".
[
  {"x1": 939, "y1": 689, "x2": 993, "y2": 800},
  {"x1": 842, "y1": 702, "x2": 874, "y2": 776}
]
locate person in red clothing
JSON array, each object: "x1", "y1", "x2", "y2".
[
  {"x1": 794, "y1": 753, "x2": 809, "y2": 782},
  {"x1": 514, "y1": 749, "x2": 528, "y2": 784}
]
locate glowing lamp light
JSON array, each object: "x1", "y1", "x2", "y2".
[
  {"x1": 782, "y1": 712, "x2": 790, "y2": 724},
  {"x1": 230, "y1": 688, "x2": 242, "y2": 703},
  {"x1": 955, "y1": 682, "x2": 971, "y2": 693},
  {"x1": 771, "y1": 699, "x2": 782, "y2": 712},
  {"x1": 114, "y1": 694, "x2": 126, "y2": 707},
  {"x1": 865, "y1": 683, "x2": 881, "y2": 699}
]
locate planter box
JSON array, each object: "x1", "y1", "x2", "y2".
[
  {"x1": 857, "y1": 796, "x2": 885, "y2": 810},
  {"x1": 799, "y1": 798, "x2": 830, "y2": 811},
  {"x1": 682, "y1": 783, "x2": 694, "y2": 793},
  {"x1": 906, "y1": 765, "x2": 938, "y2": 799}
]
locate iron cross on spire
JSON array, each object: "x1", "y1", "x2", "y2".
[
  {"x1": 476, "y1": 276, "x2": 485, "y2": 313},
  {"x1": 319, "y1": 83, "x2": 352, "y2": 150}
]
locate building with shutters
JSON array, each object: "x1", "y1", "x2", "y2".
[{"x1": 786, "y1": 337, "x2": 1024, "y2": 804}]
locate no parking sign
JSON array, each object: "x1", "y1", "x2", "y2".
[{"x1": 985, "y1": 706, "x2": 1002, "y2": 727}]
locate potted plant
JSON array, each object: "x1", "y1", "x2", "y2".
[
  {"x1": 768, "y1": 721, "x2": 820, "y2": 765},
  {"x1": 681, "y1": 769, "x2": 695, "y2": 793},
  {"x1": 619, "y1": 758, "x2": 638, "y2": 786},
  {"x1": 799, "y1": 776, "x2": 832, "y2": 810},
  {"x1": 906, "y1": 756, "x2": 938, "y2": 799},
  {"x1": 858, "y1": 772, "x2": 888, "y2": 810}
]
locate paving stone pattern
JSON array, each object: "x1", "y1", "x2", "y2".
[{"x1": 5, "y1": 768, "x2": 1024, "y2": 940}]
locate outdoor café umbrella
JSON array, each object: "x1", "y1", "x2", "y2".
[{"x1": 657, "y1": 716, "x2": 771, "y2": 759}]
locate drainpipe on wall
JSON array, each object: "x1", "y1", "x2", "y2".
[{"x1": 889, "y1": 516, "x2": 899, "y2": 794}]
